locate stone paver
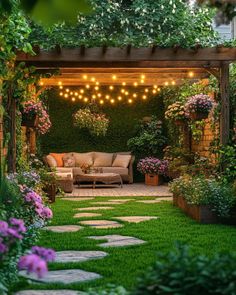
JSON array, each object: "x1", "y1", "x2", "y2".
[
  {"x1": 137, "y1": 197, "x2": 172, "y2": 204},
  {"x1": 66, "y1": 183, "x2": 172, "y2": 197},
  {"x1": 61, "y1": 197, "x2": 94, "y2": 201},
  {"x1": 108, "y1": 199, "x2": 135, "y2": 203},
  {"x1": 55, "y1": 251, "x2": 108, "y2": 263},
  {"x1": 91, "y1": 201, "x2": 123, "y2": 205},
  {"x1": 20, "y1": 269, "x2": 101, "y2": 284},
  {"x1": 80, "y1": 220, "x2": 123, "y2": 229},
  {"x1": 43, "y1": 225, "x2": 83, "y2": 233},
  {"x1": 74, "y1": 212, "x2": 102, "y2": 218},
  {"x1": 88, "y1": 235, "x2": 146, "y2": 247},
  {"x1": 15, "y1": 291, "x2": 84, "y2": 295},
  {"x1": 115, "y1": 216, "x2": 159, "y2": 223},
  {"x1": 76, "y1": 206, "x2": 114, "y2": 211}
]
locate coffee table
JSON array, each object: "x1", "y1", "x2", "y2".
[{"x1": 76, "y1": 173, "x2": 123, "y2": 188}]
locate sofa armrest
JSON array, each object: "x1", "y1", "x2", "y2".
[{"x1": 128, "y1": 155, "x2": 135, "y2": 184}]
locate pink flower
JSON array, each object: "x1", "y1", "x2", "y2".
[
  {"x1": 18, "y1": 254, "x2": 48, "y2": 278},
  {"x1": 0, "y1": 221, "x2": 8, "y2": 236},
  {"x1": 41, "y1": 207, "x2": 53, "y2": 219},
  {"x1": 31, "y1": 246, "x2": 55, "y2": 262}
]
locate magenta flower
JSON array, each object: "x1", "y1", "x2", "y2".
[
  {"x1": 0, "y1": 221, "x2": 8, "y2": 236},
  {"x1": 41, "y1": 207, "x2": 53, "y2": 219},
  {"x1": 137, "y1": 157, "x2": 168, "y2": 175},
  {"x1": 9, "y1": 218, "x2": 26, "y2": 234},
  {"x1": 18, "y1": 254, "x2": 48, "y2": 278},
  {"x1": 31, "y1": 246, "x2": 56, "y2": 262}
]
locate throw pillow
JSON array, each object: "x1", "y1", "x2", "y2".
[
  {"x1": 73, "y1": 152, "x2": 94, "y2": 167},
  {"x1": 46, "y1": 155, "x2": 57, "y2": 167},
  {"x1": 63, "y1": 154, "x2": 76, "y2": 167},
  {"x1": 93, "y1": 152, "x2": 113, "y2": 167},
  {"x1": 112, "y1": 154, "x2": 132, "y2": 168},
  {"x1": 50, "y1": 153, "x2": 65, "y2": 167}
]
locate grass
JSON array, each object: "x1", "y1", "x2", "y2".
[{"x1": 15, "y1": 196, "x2": 236, "y2": 293}]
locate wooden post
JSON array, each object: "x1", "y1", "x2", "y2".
[
  {"x1": 8, "y1": 84, "x2": 16, "y2": 173},
  {"x1": 0, "y1": 79, "x2": 4, "y2": 181},
  {"x1": 219, "y1": 63, "x2": 230, "y2": 145}
]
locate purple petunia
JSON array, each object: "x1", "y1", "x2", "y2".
[
  {"x1": 137, "y1": 157, "x2": 168, "y2": 175},
  {"x1": 184, "y1": 94, "x2": 213, "y2": 116},
  {"x1": 31, "y1": 246, "x2": 56, "y2": 262},
  {"x1": 18, "y1": 253, "x2": 48, "y2": 278}
]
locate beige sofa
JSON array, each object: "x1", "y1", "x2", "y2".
[{"x1": 45, "y1": 151, "x2": 135, "y2": 184}]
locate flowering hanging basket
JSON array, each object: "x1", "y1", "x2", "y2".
[
  {"x1": 189, "y1": 112, "x2": 209, "y2": 121},
  {"x1": 21, "y1": 113, "x2": 39, "y2": 128}
]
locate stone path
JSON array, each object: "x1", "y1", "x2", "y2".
[
  {"x1": 66, "y1": 183, "x2": 172, "y2": 197},
  {"x1": 20, "y1": 269, "x2": 101, "y2": 284},
  {"x1": 108, "y1": 199, "x2": 135, "y2": 203},
  {"x1": 43, "y1": 225, "x2": 83, "y2": 233},
  {"x1": 61, "y1": 197, "x2": 94, "y2": 201},
  {"x1": 55, "y1": 251, "x2": 108, "y2": 263},
  {"x1": 91, "y1": 201, "x2": 124, "y2": 205},
  {"x1": 76, "y1": 206, "x2": 114, "y2": 211},
  {"x1": 80, "y1": 220, "x2": 123, "y2": 229},
  {"x1": 114, "y1": 216, "x2": 159, "y2": 223},
  {"x1": 15, "y1": 291, "x2": 84, "y2": 295},
  {"x1": 136, "y1": 197, "x2": 172, "y2": 204},
  {"x1": 88, "y1": 235, "x2": 146, "y2": 247},
  {"x1": 74, "y1": 212, "x2": 102, "y2": 218}
]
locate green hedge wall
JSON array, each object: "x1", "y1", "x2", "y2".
[{"x1": 40, "y1": 89, "x2": 165, "y2": 180}]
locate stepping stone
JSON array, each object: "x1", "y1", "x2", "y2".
[
  {"x1": 80, "y1": 220, "x2": 123, "y2": 229},
  {"x1": 115, "y1": 216, "x2": 159, "y2": 223},
  {"x1": 61, "y1": 197, "x2": 94, "y2": 201},
  {"x1": 91, "y1": 201, "x2": 123, "y2": 205},
  {"x1": 43, "y1": 225, "x2": 83, "y2": 233},
  {"x1": 74, "y1": 213, "x2": 102, "y2": 218},
  {"x1": 55, "y1": 251, "x2": 108, "y2": 263},
  {"x1": 20, "y1": 269, "x2": 101, "y2": 284},
  {"x1": 137, "y1": 197, "x2": 172, "y2": 204},
  {"x1": 108, "y1": 199, "x2": 135, "y2": 203},
  {"x1": 15, "y1": 291, "x2": 83, "y2": 295},
  {"x1": 76, "y1": 207, "x2": 114, "y2": 211},
  {"x1": 88, "y1": 235, "x2": 146, "y2": 247}
]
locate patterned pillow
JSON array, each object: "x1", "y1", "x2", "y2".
[{"x1": 63, "y1": 154, "x2": 76, "y2": 167}]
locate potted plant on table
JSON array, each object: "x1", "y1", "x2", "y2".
[
  {"x1": 184, "y1": 94, "x2": 213, "y2": 120},
  {"x1": 137, "y1": 157, "x2": 168, "y2": 186}
]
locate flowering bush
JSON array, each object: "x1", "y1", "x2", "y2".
[
  {"x1": 184, "y1": 94, "x2": 213, "y2": 116},
  {"x1": 170, "y1": 176, "x2": 236, "y2": 218},
  {"x1": 22, "y1": 100, "x2": 51, "y2": 134},
  {"x1": 74, "y1": 108, "x2": 109, "y2": 136},
  {"x1": 137, "y1": 157, "x2": 168, "y2": 176},
  {"x1": 165, "y1": 102, "x2": 187, "y2": 122}
]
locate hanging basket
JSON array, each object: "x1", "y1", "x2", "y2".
[
  {"x1": 21, "y1": 113, "x2": 39, "y2": 128},
  {"x1": 189, "y1": 112, "x2": 208, "y2": 121}
]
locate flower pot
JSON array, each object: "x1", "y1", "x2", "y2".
[
  {"x1": 189, "y1": 112, "x2": 208, "y2": 121},
  {"x1": 174, "y1": 119, "x2": 186, "y2": 126},
  {"x1": 145, "y1": 174, "x2": 163, "y2": 186},
  {"x1": 21, "y1": 113, "x2": 39, "y2": 127}
]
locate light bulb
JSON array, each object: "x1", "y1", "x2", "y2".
[
  {"x1": 140, "y1": 79, "x2": 145, "y2": 84},
  {"x1": 110, "y1": 99, "x2": 115, "y2": 104},
  {"x1": 86, "y1": 84, "x2": 90, "y2": 89},
  {"x1": 72, "y1": 97, "x2": 75, "y2": 102},
  {"x1": 59, "y1": 92, "x2": 63, "y2": 96},
  {"x1": 141, "y1": 74, "x2": 145, "y2": 79},
  {"x1": 164, "y1": 81, "x2": 169, "y2": 86},
  {"x1": 189, "y1": 71, "x2": 194, "y2": 77},
  {"x1": 153, "y1": 85, "x2": 158, "y2": 89},
  {"x1": 80, "y1": 89, "x2": 84, "y2": 94},
  {"x1": 70, "y1": 92, "x2": 73, "y2": 95},
  {"x1": 133, "y1": 82, "x2": 138, "y2": 87},
  {"x1": 121, "y1": 89, "x2": 125, "y2": 93},
  {"x1": 84, "y1": 97, "x2": 88, "y2": 102},
  {"x1": 58, "y1": 81, "x2": 62, "y2": 85},
  {"x1": 39, "y1": 81, "x2": 44, "y2": 86},
  {"x1": 75, "y1": 92, "x2": 78, "y2": 96},
  {"x1": 142, "y1": 95, "x2": 147, "y2": 100},
  {"x1": 122, "y1": 82, "x2": 126, "y2": 86},
  {"x1": 128, "y1": 99, "x2": 133, "y2": 104},
  {"x1": 92, "y1": 94, "x2": 96, "y2": 99},
  {"x1": 59, "y1": 86, "x2": 63, "y2": 89},
  {"x1": 66, "y1": 88, "x2": 69, "y2": 92},
  {"x1": 118, "y1": 96, "x2": 122, "y2": 101},
  {"x1": 100, "y1": 99, "x2": 104, "y2": 105},
  {"x1": 158, "y1": 88, "x2": 161, "y2": 91},
  {"x1": 64, "y1": 94, "x2": 68, "y2": 98},
  {"x1": 83, "y1": 75, "x2": 88, "y2": 80},
  {"x1": 133, "y1": 93, "x2": 137, "y2": 98},
  {"x1": 112, "y1": 75, "x2": 117, "y2": 80},
  {"x1": 105, "y1": 95, "x2": 110, "y2": 100},
  {"x1": 152, "y1": 90, "x2": 157, "y2": 94},
  {"x1": 109, "y1": 86, "x2": 114, "y2": 90},
  {"x1": 79, "y1": 95, "x2": 82, "y2": 99},
  {"x1": 91, "y1": 77, "x2": 96, "y2": 82},
  {"x1": 125, "y1": 91, "x2": 129, "y2": 96},
  {"x1": 96, "y1": 81, "x2": 99, "y2": 85},
  {"x1": 98, "y1": 93, "x2": 101, "y2": 97},
  {"x1": 171, "y1": 81, "x2": 176, "y2": 85},
  {"x1": 145, "y1": 88, "x2": 149, "y2": 93}
]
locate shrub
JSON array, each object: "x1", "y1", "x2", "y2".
[
  {"x1": 133, "y1": 244, "x2": 236, "y2": 295},
  {"x1": 170, "y1": 176, "x2": 236, "y2": 218}
]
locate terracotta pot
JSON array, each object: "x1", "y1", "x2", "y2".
[
  {"x1": 21, "y1": 113, "x2": 39, "y2": 127},
  {"x1": 189, "y1": 112, "x2": 208, "y2": 120},
  {"x1": 145, "y1": 174, "x2": 163, "y2": 186}
]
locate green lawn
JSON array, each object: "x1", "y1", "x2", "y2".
[{"x1": 15, "y1": 196, "x2": 236, "y2": 293}]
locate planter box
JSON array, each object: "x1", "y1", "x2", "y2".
[
  {"x1": 145, "y1": 174, "x2": 163, "y2": 186},
  {"x1": 21, "y1": 113, "x2": 39, "y2": 127},
  {"x1": 173, "y1": 195, "x2": 218, "y2": 223}
]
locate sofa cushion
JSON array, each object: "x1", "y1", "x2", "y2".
[
  {"x1": 73, "y1": 152, "x2": 94, "y2": 167},
  {"x1": 55, "y1": 167, "x2": 73, "y2": 174},
  {"x1": 112, "y1": 154, "x2": 131, "y2": 168},
  {"x1": 46, "y1": 155, "x2": 57, "y2": 168},
  {"x1": 50, "y1": 153, "x2": 65, "y2": 167},
  {"x1": 72, "y1": 167, "x2": 84, "y2": 177},
  {"x1": 98, "y1": 167, "x2": 128, "y2": 175},
  {"x1": 93, "y1": 152, "x2": 113, "y2": 167},
  {"x1": 63, "y1": 154, "x2": 76, "y2": 167}
]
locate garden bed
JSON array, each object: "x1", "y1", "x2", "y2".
[{"x1": 173, "y1": 195, "x2": 236, "y2": 224}]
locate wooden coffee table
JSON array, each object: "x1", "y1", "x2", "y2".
[{"x1": 76, "y1": 173, "x2": 123, "y2": 188}]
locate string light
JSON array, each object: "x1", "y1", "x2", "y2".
[
  {"x1": 158, "y1": 88, "x2": 161, "y2": 91},
  {"x1": 59, "y1": 92, "x2": 63, "y2": 96},
  {"x1": 141, "y1": 74, "x2": 146, "y2": 79},
  {"x1": 64, "y1": 94, "x2": 68, "y2": 98},
  {"x1": 140, "y1": 79, "x2": 145, "y2": 84},
  {"x1": 118, "y1": 96, "x2": 122, "y2": 101},
  {"x1": 122, "y1": 82, "x2": 126, "y2": 86},
  {"x1": 59, "y1": 85, "x2": 63, "y2": 89},
  {"x1": 109, "y1": 86, "x2": 114, "y2": 90},
  {"x1": 153, "y1": 85, "x2": 158, "y2": 89},
  {"x1": 142, "y1": 95, "x2": 147, "y2": 100},
  {"x1": 125, "y1": 91, "x2": 129, "y2": 96},
  {"x1": 128, "y1": 99, "x2": 133, "y2": 104},
  {"x1": 80, "y1": 89, "x2": 84, "y2": 94},
  {"x1": 105, "y1": 95, "x2": 110, "y2": 100},
  {"x1": 86, "y1": 84, "x2": 90, "y2": 89},
  {"x1": 97, "y1": 93, "x2": 102, "y2": 97},
  {"x1": 100, "y1": 99, "x2": 104, "y2": 105},
  {"x1": 133, "y1": 93, "x2": 137, "y2": 98},
  {"x1": 145, "y1": 88, "x2": 149, "y2": 93},
  {"x1": 164, "y1": 81, "x2": 169, "y2": 86},
  {"x1": 83, "y1": 75, "x2": 88, "y2": 80},
  {"x1": 79, "y1": 95, "x2": 82, "y2": 99},
  {"x1": 72, "y1": 97, "x2": 75, "y2": 102},
  {"x1": 171, "y1": 81, "x2": 176, "y2": 85},
  {"x1": 70, "y1": 92, "x2": 73, "y2": 95},
  {"x1": 152, "y1": 89, "x2": 157, "y2": 94},
  {"x1": 133, "y1": 82, "x2": 138, "y2": 87},
  {"x1": 110, "y1": 99, "x2": 115, "y2": 104},
  {"x1": 188, "y1": 71, "x2": 194, "y2": 77},
  {"x1": 91, "y1": 77, "x2": 96, "y2": 82},
  {"x1": 66, "y1": 88, "x2": 69, "y2": 92},
  {"x1": 39, "y1": 81, "x2": 44, "y2": 86},
  {"x1": 92, "y1": 94, "x2": 96, "y2": 99},
  {"x1": 112, "y1": 75, "x2": 117, "y2": 80},
  {"x1": 84, "y1": 97, "x2": 88, "y2": 102},
  {"x1": 95, "y1": 86, "x2": 99, "y2": 91},
  {"x1": 121, "y1": 89, "x2": 125, "y2": 93},
  {"x1": 58, "y1": 81, "x2": 62, "y2": 85},
  {"x1": 75, "y1": 92, "x2": 78, "y2": 96},
  {"x1": 95, "y1": 81, "x2": 99, "y2": 85}
]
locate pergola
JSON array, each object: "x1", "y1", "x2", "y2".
[{"x1": 15, "y1": 46, "x2": 236, "y2": 169}]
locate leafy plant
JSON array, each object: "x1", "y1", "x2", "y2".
[
  {"x1": 218, "y1": 144, "x2": 236, "y2": 183},
  {"x1": 134, "y1": 243, "x2": 236, "y2": 295},
  {"x1": 127, "y1": 117, "x2": 167, "y2": 158}
]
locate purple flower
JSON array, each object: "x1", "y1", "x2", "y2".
[
  {"x1": 0, "y1": 237, "x2": 8, "y2": 254},
  {"x1": 9, "y1": 218, "x2": 26, "y2": 233},
  {"x1": 0, "y1": 221, "x2": 8, "y2": 236},
  {"x1": 40, "y1": 207, "x2": 53, "y2": 219},
  {"x1": 7, "y1": 228, "x2": 23, "y2": 240},
  {"x1": 31, "y1": 246, "x2": 56, "y2": 262},
  {"x1": 18, "y1": 254, "x2": 48, "y2": 278}
]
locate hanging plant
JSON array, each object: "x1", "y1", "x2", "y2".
[
  {"x1": 73, "y1": 107, "x2": 109, "y2": 137},
  {"x1": 165, "y1": 102, "x2": 188, "y2": 126},
  {"x1": 184, "y1": 94, "x2": 213, "y2": 120},
  {"x1": 21, "y1": 100, "x2": 51, "y2": 134}
]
